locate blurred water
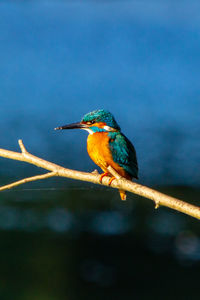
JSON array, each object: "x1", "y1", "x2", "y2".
[{"x1": 0, "y1": 187, "x2": 200, "y2": 300}]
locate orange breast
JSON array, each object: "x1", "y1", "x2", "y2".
[{"x1": 87, "y1": 132, "x2": 131, "y2": 179}]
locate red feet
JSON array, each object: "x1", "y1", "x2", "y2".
[
  {"x1": 99, "y1": 172, "x2": 109, "y2": 183},
  {"x1": 99, "y1": 173, "x2": 116, "y2": 185},
  {"x1": 108, "y1": 177, "x2": 116, "y2": 185}
]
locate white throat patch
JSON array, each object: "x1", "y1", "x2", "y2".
[
  {"x1": 103, "y1": 125, "x2": 116, "y2": 131},
  {"x1": 82, "y1": 128, "x2": 94, "y2": 135}
]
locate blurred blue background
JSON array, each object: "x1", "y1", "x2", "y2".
[{"x1": 0, "y1": 1, "x2": 200, "y2": 300}]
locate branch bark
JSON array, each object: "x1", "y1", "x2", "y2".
[{"x1": 0, "y1": 140, "x2": 200, "y2": 220}]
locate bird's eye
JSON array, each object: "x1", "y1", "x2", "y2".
[{"x1": 87, "y1": 120, "x2": 95, "y2": 125}]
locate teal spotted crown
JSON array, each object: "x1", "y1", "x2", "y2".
[{"x1": 82, "y1": 109, "x2": 121, "y2": 131}]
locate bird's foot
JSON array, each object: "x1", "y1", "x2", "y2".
[
  {"x1": 99, "y1": 172, "x2": 109, "y2": 183},
  {"x1": 108, "y1": 177, "x2": 116, "y2": 185}
]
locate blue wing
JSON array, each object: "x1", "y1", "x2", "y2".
[{"x1": 108, "y1": 132, "x2": 138, "y2": 179}]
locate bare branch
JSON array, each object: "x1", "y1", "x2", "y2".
[
  {"x1": 0, "y1": 140, "x2": 200, "y2": 220},
  {"x1": 0, "y1": 172, "x2": 57, "y2": 191},
  {"x1": 18, "y1": 139, "x2": 28, "y2": 154}
]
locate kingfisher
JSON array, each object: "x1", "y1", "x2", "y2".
[{"x1": 55, "y1": 109, "x2": 138, "y2": 200}]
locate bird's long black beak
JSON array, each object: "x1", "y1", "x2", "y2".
[{"x1": 54, "y1": 122, "x2": 88, "y2": 130}]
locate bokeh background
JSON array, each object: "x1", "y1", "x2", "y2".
[{"x1": 0, "y1": 1, "x2": 200, "y2": 299}]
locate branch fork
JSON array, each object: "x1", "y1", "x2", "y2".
[{"x1": 0, "y1": 140, "x2": 200, "y2": 220}]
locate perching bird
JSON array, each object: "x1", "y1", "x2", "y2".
[{"x1": 55, "y1": 109, "x2": 138, "y2": 200}]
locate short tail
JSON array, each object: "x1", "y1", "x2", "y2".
[{"x1": 119, "y1": 190, "x2": 126, "y2": 201}]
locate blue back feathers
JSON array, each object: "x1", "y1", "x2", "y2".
[
  {"x1": 82, "y1": 109, "x2": 121, "y2": 131},
  {"x1": 108, "y1": 132, "x2": 138, "y2": 179}
]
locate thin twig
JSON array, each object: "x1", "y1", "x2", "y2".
[
  {"x1": 19, "y1": 139, "x2": 28, "y2": 153},
  {"x1": 0, "y1": 172, "x2": 57, "y2": 191},
  {"x1": 107, "y1": 165, "x2": 122, "y2": 180},
  {"x1": 0, "y1": 140, "x2": 200, "y2": 220}
]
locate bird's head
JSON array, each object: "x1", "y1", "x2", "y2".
[{"x1": 55, "y1": 109, "x2": 121, "y2": 134}]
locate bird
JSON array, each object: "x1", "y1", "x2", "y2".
[{"x1": 55, "y1": 109, "x2": 138, "y2": 200}]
